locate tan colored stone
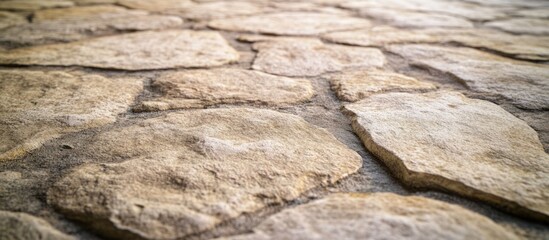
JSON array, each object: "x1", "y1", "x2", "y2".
[
  {"x1": 118, "y1": 0, "x2": 194, "y2": 11},
  {"x1": 135, "y1": 68, "x2": 314, "y2": 112},
  {"x1": 0, "y1": 30, "x2": 239, "y2": 70},
  {"x1": 47, "y1": 108, "x2": 362, "y2": 240},
  {"x1": 251, "y1": 38, "x2": 385, "y2": 77},
  {"x1": 218, "y1": 193, "x2": 520, "y2": 240},
  {"x1": 326, "y1": 69, "x2": 436, "y2": 102},
  {"x1": 486, "y1": 18, "x2": 549, "y2": 35},
  {"x1": 0, "y1": 211, "x2": 74, "y2": 240},
  {"x1": 71, "y1": 0, "x2": 117, "y2": 5},
  {"x1": 0, "y1": 0, "x2": 74, "y2": 11},
  {"x1": 32, "y1": 5, "x2": 146, "y2": 22},
  {"x1": 0, "y1": 69, "x2": 143, "y2": 161},
  {"x1": 323, "y1": 27, "x2": 549, "y2": 61},
  {"x1": 388, "y1": 44, "x2": 549, "y2": 110},
  {"x1": 512, "y1": 9, "x2": 549, "y2": 19},
  {"x1": 0, "y1": 11, "x2": 26, "y2": 29},
  {"x1": 344, "y1": 91, "x2": 549, "y2": 222},
  {"x1": 167, "y1": 1, "x2": 266, "y2": 20},
  {"x1": 359, "y1": 8, "x2": 473, "y2": 28},
  {"x1": 209, "y1": 12, "x2": 370, "y2": 36}
]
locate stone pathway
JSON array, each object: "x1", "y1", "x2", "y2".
[{"x1": 0, "y1": 0, "x2": 548, "y2": 239}]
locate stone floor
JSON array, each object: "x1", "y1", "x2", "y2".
[{"x1": 0, "y1": 0, "x2": 548, "y2": 239}]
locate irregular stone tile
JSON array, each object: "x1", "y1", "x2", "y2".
[
  {"x1": 512, "y1": 9, "x2": 549, "y2": 19},
  {"x1": 167, "y1": 1, "x2": 266, "y2": 20},
  {"x1": 0, "y1": 0, "x2": 74, "y2": 11},
  {"x1": 71, "y1": 0, "x2": 117, "y2": 5},
  {"x1": 326, "y1": 69, "x2": 436, "y2": 102},
  {"x1": 135, "y1": 68, "x2": 314, "y2": 112},
  {"x1": 323, "y1": 27, "x2": 549, "y2": 61},
  {"x1": 47, "y1": 108, "x2": 362, "y2": 240},
  {"x1": 0, "y1": 69, "x2": 142, "y2": 161},
  {"x1": 464, "y1": 0, "x2": 549, "y2": 8},
  {"x1": 359, "y1": 8, "x2": 473, "y2": 28},
  {"x1": 0, "y1": 11, "x2": 27, "y2": 29},
  {"x1": 0, "y1": 30, "x2": 239, "y2": 70},
  {"x1": 343, "y1": 91, "x2": 549, "y2": 222},
  {"x1": 118, "y1": 0, "x2": 194, "y2": 12},
  {"x1": 32, "y1": 5, "x2": 146, "y2": 22},
  {"x1": 251, "y1": 38, "x2": 385, "y2": 77},
  {"x1": 0, "y1": 211, "x2": 74, "y2": 240},
  {"x1": 266, "y1": 2, "x2": 350, "y2": 15},
  {"x1": 208, "y1": 12, "x2": 370, "y2": 36},
  {"x1": 485, "y1": 18, "x2": 549, "y2": 35},
  {"x1": 388, "y1": 44, "x2": 549, "y2": 110},
  {"x1": 218, "y1": 193, "x2": 520, "y2": 240}
]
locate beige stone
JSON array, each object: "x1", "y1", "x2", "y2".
[
  {"x1": 135, "y1": 68, "x2": 314, "y2": 112},
  {"x1": 118, "y1": 0, "x2": 194, "y2": 11},
  {"x1": 71, "y1": 0, "x2": 117, "y2": 5},
  {"x1": 512, "y1": 9, "x2": 549, "y2": 19},
  {"x1": 326, "y1": 69, "x2": 436, "y2": 102},
  {"x1": 218, "y1": 193, "x2": 520, "y2": 240},
  {"x1": 388, "y1": 44, "x2": 549, "y2": 110},
  {"x1": 167, "y1": 1, "x2": 266, "y2": 20},
  {"x1": 343, "y1": 91, "x2": 549, "y2": 222},
  {"x1": 47, "y1": 108, "x2": 362, "y2": 240},
  {"x1": 32, "y1": 5, "x2": 146, "y2": 22},
  {"x1": 485, "y1": 18, "x2": 549, "y2": 35},
  {"x1": 0, "y1": 0, "x2": 74, "y2": 11},
  {"x1": 0, "y1": 11, "x2": 26, "y2": 29},
  {"x1": 0, "y1": 30, "x2": 239, "y2": 70},
  {"x1": 464, "y1": 0, "x2": 549, "y2": 8},
  {"x1": 0, "y1": 211, "x2": 74, "y2": 240},
  {"x1": 251, "y1": 38, "x2": 385, "y2": 77},
  {"x1": 359, "y1": 8, "x2": 473, "y2": 28},
  {"x1": 209, "y1": 12, "x2": 370, "y2": 36},
  {"x1": 0, "y1": 69, "x2": 143, "y2": 161}
]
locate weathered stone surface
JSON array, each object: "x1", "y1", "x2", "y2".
[
  {"x1": 47, "y1": 108, "x2": 362, "y2": 239},
  {"x1": 0, "y1": 211, "x2": 74, "y2": 240},
  {"x1": 0, "y1": 0, "x2": 74, "y2": 11},
  {"x1": 118, "y1": 0, "x2": 194, "y2": 11},
  {"x1": 0, "y1": 30, "x2": 239, "y2": 70},
  {"x1": 0, "y1": 11, "x2": 26, "y2": 29},
  {"x1": 326, "y1": 69, "x2": 436, "y2": 102},
  {"x1": 250, "y1": 38, "x2": 385, "y2": 77},
  {"x1": 388, "y1": 44, "x2": 549, "y2": 110},
  {"x1": 71, "y1": 0, "x2": 117, "y2": 5},
  {"x1": 135, "y1": 68, "x2": 314, "y2": 112},
  {"x1": 359, "y1": 8, "x2": 473, "y2": 28},
  {"x1": 32, "y1": 5, "x2": 146, "y2": 22},
  {"x1": 485, "y1": 18, "x2": 549, "y2": 35},
  {"x1": 167, "y1": 1, "x2": 266, "y2": 20},
  {"x1": 0, "y1": 69, "x2": 142, "y2": 161},
  {"x1": 218, "y1": 193, "x2": 520, "y2": 240},
  {"x1": 324, "y1": 27, "x2": 549, "y2": 61},
  {"x1": 464, "y1": 0, "x2": 549, "y2": 8},
  {"x1": 344, "y1": 91, "x2": 549, "y2": 222},
  {"x1": 209, "y1": 12, "x2": 370, "y2": 36},
  {"x1": 512, "y1": 9, "x2": 549, "y2": 19}
]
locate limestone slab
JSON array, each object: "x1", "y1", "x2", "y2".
[
  {"x1": 0, "y1": 211, "x2": 74, "y2": 240},
  {"x1": 485, "y1": 18, "x2": 549, "y2": 35},
  {"x1": 167, "y1": 1, "x2": 266, "y2": 20},
  {"x1": 209, "y1": 12, "x2": 370, "y2": 36},
  {"x1": 344, "y1": 91, "x2": 549, "y2": 222},
  {"x1": 32, "y1": 5, "x2": 146, "y2": 22},
  {"x1": 251, "y1": 38, "x2": 385, "y2": 77},
  {"x1": 326, "y1": 69, "x2": 436, "y2": 102},
  {"x1": 0, "y1": 69, "x2": 143, "y2": 161},
  {"x1": 0, "y1": 30, "x2": 239, "y2": 70},
  {"x1": 135, "y1": 68, "x2": 314, "y2": 112},
  {"x1": 0, "y1": 0, "x2": 74, "y2": 11},
  {"x1": 388, "y1": 44, "x2": 549, "y2": 110},
  {"x1": 47, "y1": 108, "x2": 362, "y2": 240},
  {"x1": 359, "y1": 8, "x2": 473, "y2": 28},
  {"x1": 0, "y1": 11, "x2": 26, "y2": 29},
  {"x1": 218, "y1": 193, "x2": 520, "y2": 240},
  {"x1": 118, "y1": 0, "x2": 194, "y2": 11}
]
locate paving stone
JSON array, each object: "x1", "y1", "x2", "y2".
[
  {"x1": 118, "y1": 0, "x2": 194, "y2": 12},
  {"x1": 0, "y1": 0, "x2": 74, "y2": 11},
  {"x1": 217, "y1": 193, "x2": 520, "y2": 240},
  {"x1": 0, "y1": 30, "x2": 239, "y2": 70},
  {"x1": 359, "y1": 8, "x2": 473, "y2": 28},
  {"x1": 71, "y1": 0, "x2": 117, "y2": 5},
  {"x1": 323, "y1": 27, "x2": 549, "y2": 61},
  {"x1": 135, "y1": 68, "x2": 314, "y2": 112},
  {"x1": 326, "y1": 69, "x2": 436, "y2": 102},
  {"x1": 32, "y1": 5, "x2": 146, "y2": 22},
  {"x1": 0, "y1": 69, "x2": 143, "y2": 161},
  {"x1": 166, "y1": 1, "x2": 266, "y2": 20},
  {"x1": 0, "y1": 11, "x2": 26, "y2": 29},
  {"x1": 464, "y1": 0, "x2": 549, "y2": 8},
  {"x1": 208, "y1": 12, "x2": 370, "y2": 36},
  {"x1": 47, "y1": 108, "x2": 362, "y2": 240},
  {"x1": 343, "y1": 91, "x2": 549, "y2": 222},
  {"x1": 485, "y1": 18, "x2": 549, "y2": 35},
  {"x1": 267, "y1": 2, "x2": 349, "y2": 15},
  {"x1": 512, "y1": 9, "x2": 549, "y2": 19},
  {"x1": 250, "y1": 38, "x2": 385, "y2": 77},
  {"x1": 0, "y1": 211, "x2": 74, "y2": 240},
  {"x1": 388, "y1": 44, "x2": 549, "y2": 110}
]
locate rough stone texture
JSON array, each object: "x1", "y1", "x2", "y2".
[
  {"x1": 326, "y1": 69, "x2": 436, "y2": 102},
  {"x1": 167, "y1": 1, "x2": 266, "y2": 20},
  {"x1": 251, "y1": 38, "x2": 385, "y2": 77},
  {"x1": 323, "y1": 27, "x2": 549, "y2": 61},
  {"x1": 0, "y1": 30, "x2": 239, "y2": 70},
  {"x1": 359, "y1": 8, "x2": 473, "y2": 28},
  {"x1": 47, "y1": 108, "x2": 362, "y2": 240},
  {"x1": 0, "y1": 0, "x2": 74, "y2": 11},
  {"x1": 388, "y1": 44, "x2": 549, "y2": 110},
  {"x1": 0, "y1": 69, "x2": 143, "y2": 161},
  {"x1": 0, "y1": 211, "x2": 74, "y2": 240},
  {"x1": 209, "y1": 12, "x2": 370, "y2": 36},
  {"x1": 32, "y1": 5, "x2": 146, "y2": 22},
  {"x1": 344, "y1": 91, "x2": 549, "y2": 222},
  {"x1": 485, "y1": 18, "x2": 549, "y2": 35},
  {"x1": 135, "y1": 68, "x2": 314, "y2": 112},
  {"x1": 512, "y1": 9, "x2": 549, "y2": 19},
  {"x1": 118, "y1": 0, "x2": 194, "y2": 11},
  {"x1": 217, "y1": 193, "x2": 520, "y2": 240},
  {"x1": 0, "y1": 11, "x2": 26, "y2": 29}
]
